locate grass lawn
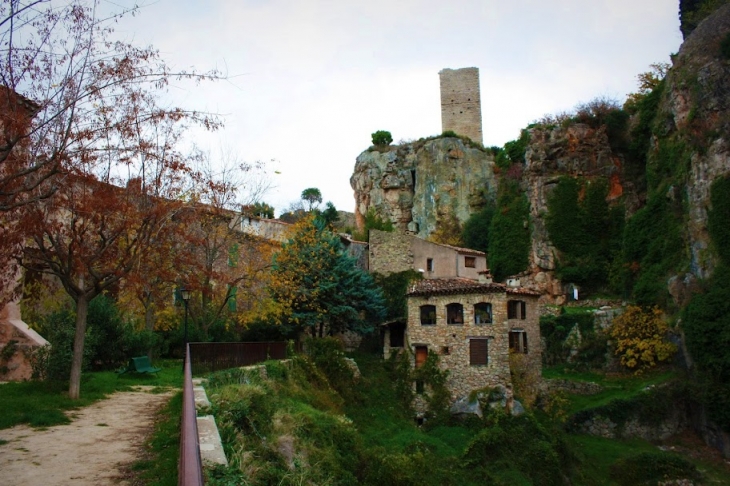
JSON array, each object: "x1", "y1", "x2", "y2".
[
  {"x1": 0, "y1": 359, "x2": 182, "y2": 430},
  {"x1": 543, "y1": 365, "x2": 678, "y2": 414}
]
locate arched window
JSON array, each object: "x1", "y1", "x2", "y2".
[
  {"x1": 420, "y1": 305, "x2": 436, "y2": 325},
  {"x1": 446, "y1": 303, "x2": 464, "y2": 325},
  {"x1": 474, "y1": 303, "x2": 492, "y2": 324}
]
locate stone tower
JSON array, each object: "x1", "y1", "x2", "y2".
[{"x1": 439, "y1": 67, "x2": 483, "y2": 144}]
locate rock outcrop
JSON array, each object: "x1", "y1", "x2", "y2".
[
  {"x1": 664, "y1": 3, "x2": 730, "y2": 281},
  {"x1": 350, "y1": 137, "x2": 496, "y2": 239},
  {"x1": 522, "y1": 123, "x2": 631, "y2": 296}
]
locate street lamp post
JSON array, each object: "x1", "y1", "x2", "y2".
[{"x1": 181, "y1": 288, "x2": 190, "y2": 370}]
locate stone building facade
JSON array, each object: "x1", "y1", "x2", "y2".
[
  {"x1": 369, "y1": 229, "x2": 486, "y2": 279},
  {"x1": 439, "y1": 67, "x2": 483, "y2": 144},
  {"x1": 384, "y1": 278, "x2": 541, "y2": 407}
]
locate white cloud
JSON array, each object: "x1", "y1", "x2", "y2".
[{"x1": 114, "y1": 0, "x2": 682, "y2": 213}]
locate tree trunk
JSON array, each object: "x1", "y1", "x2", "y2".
[
  {"x1": 144, "y1": 297, "x2": 155, "y2": 360},
  {"x1": 68, "y1": 295, "x2": 89, "y2": 400}
]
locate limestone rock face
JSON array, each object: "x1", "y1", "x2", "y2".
[
  {"x1": 523, "y1": 123, "x2": 628, "y2": 293},
  {"x1": 350, "y1": 137, "x2": 496, "y2": 239},
  {"x1": 665, "y1": 4, "x2": 730, "y2": 280}
]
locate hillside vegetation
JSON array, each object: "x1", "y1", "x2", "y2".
[{"x1": 198, "y1": 340, "x2": 728, "y2": 486}]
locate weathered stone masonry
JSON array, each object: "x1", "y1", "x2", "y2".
[
  {"x1": 439, "y1": 67, "x2": 483, "y2": 144},
  {"x1": 403, "y1": 279, "x2": 541, "y2": 403}
]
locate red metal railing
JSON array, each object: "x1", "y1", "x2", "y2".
[{"x1": 179, "y1": 343, "x2": 203, "y2": 486}]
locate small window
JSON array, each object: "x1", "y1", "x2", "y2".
[
  {"x1": 416, "y1": 380, "x2": 425, "y2": 394},
  {"x1": 507, "y1": 300, "x2": 527, "y2": 320},
  {"x1": 426, "y1": 258, "x2": 434, "y2": 272},
  {"x1": 446, "y1": 303, "x2": 464, "y2": 324},
  {"x1": 474, "y1": 303, "x2": 492, "y2": 324},
  {"x1": 470, "y1": 338, "x2": 488, "y2": 365},
  {"x1": 509, "y1": 330, "x2": 528, "y2": 354},
  {"x1": 420, "y1": 305, "x2": 436, "y2": 325},
  {"x1": 464, "y1": 256, "x2": 476, "y2": 268},
  {"x1": 441, "y1": 346, "x2": 450, "y2": 355}
]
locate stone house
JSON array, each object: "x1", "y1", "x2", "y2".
[
  {"x1": 383, "y1": 275, "x2": 541, "y2": 410},
  {"x1": 369, "y1": 229, "x2": 487, "y2": 279}
]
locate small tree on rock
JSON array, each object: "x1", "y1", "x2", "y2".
[{"x1": 371, "y1": 130, "x2": 393, "y2": 147}]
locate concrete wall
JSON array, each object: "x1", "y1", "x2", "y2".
[
  {"x1": 405, "y1": 291, "x2": 540, "y2": 402},
  {"x1": 439, "y1": 67, "x2": 483, "y2": 144}
]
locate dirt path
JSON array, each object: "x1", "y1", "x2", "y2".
[{"x1": 0, "y1": 387, "x2": 174, "y2": 486}]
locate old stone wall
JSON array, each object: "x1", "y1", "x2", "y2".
[
  {"x1": 439, "y1": 67, "x2": 483, "y2": 144},
  {"x1": 369, "y1": 230, "x2": 413, "y2": 275},
  {"x1": 406, "y1": 292, "x2": 541, "y2": 402}
]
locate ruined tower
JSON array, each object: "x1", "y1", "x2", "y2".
[{"x1": 439, "y1": 67, "x2": 483, "y2": 144}]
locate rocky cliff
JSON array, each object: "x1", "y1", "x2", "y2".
[
  {"x1": 350, "y1": 137, "x2": 497, "y2": 239},
  {"x1": 523, "y1": 124, "x2": 631, "y2": 287},
  {"x1": 665, "y1": 3, "x2": 730, "y2": 281}
]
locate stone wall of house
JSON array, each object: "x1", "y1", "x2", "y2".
[
  {"x1": 369, "y1": 230, "x2": 414, "y2": 275},
  {"x1": 235, "y1": 215, "x2": 290, "y2": 243},
  {"x1": 0, "y1": 303, "x2": 48, "y2": 381},
  {"x1": 439, "y1": 67, "x2": 483, "y2": 144},
  {"x1": 406, "y1": 291, "x2": 541, "y2": 402}
]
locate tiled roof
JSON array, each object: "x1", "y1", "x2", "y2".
[
  {"x1": 407, "y1": 277, "x2": 542, "y2": 297},
  {"x1": 407, "y1": 278, "x2": 506, "y2": 296},
  {"x1": 434, "y1": 242, "x2": 486, "y2": 256},
  {"x1": 506, "y1": 287, "x2": 541, "y2": 297}
]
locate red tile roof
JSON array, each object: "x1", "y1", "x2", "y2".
[{"x1": 407, "y1": 278, "x2": 540, "y2": 297}]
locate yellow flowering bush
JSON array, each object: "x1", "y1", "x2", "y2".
[{"x1": 609, "y1": 305, "x2": 676, "y2": 372}]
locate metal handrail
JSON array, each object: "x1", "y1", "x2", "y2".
[{"x1": 178, "y1": 343, "x2": 203, "y2": 486}]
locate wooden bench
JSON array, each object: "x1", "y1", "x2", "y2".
[{"x1": 117, "y1": 356, "x2": 162, "y2": 375}]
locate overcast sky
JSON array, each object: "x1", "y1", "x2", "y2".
[{"x1": 115, "y1": 0, "x2": 683, "y2": 215}]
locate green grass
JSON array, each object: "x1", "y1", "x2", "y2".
[
  {"x1": 0, "y1": 359, "x2": 182, "y2": 430},
  {"x1": 543, "y1": 366, "x2": 677, "y2": 414},
  {"x1": 129, "y1": 391, "x2": 182, "y2": 486},
  {"x1": 568, "y1": 435, "x2": 661, "y2": 485}
]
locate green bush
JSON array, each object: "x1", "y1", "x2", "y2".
[
  {"x1": 371, "y1": 130, "x2": 393, "y2": 147},
  {"x1": 540, "y1": 311, "x2": 599, "y2": 366},
  {"x1": 545, "y1": 177, "x2": 624, "y2": 293},
  {"x1": 488, "y1": 179, "x2": 530, "y2": 281},
  {"x1": 461, "y1": 203, "x2": 495, "y2": 255},
  {"x1": 373, "y1": 270, "x2": 422, "y2": 320},
  {"x1": 463, "y1": 412, "x2": 570, "y2": 486},
  {"x1": 609, "y1": 451, "x2": 700, "y2": 485}
]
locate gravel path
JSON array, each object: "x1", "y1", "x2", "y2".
[{"x1": 0, "y1": 387, "x2": 173, "y2": 486}]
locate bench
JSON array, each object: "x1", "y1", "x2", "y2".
[{"x1": 117, "y1": 356, "x2": 162, "y2": 375}]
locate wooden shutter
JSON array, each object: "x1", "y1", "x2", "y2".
[
  {"x1": 520, "y1": 301, "x2": 527, "y2": 320},
  {"x1": 470, "y1": 339, "x2": 488, "y2": 365},
  {"x1": 522, "y1": 332, "x2": 529, "y2": 353}
]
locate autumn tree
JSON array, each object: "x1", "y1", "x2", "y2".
[
  {"x1": 8, "y1": 1, "x2": 221, "y2": 399},
  {"x1": 171, "y1": 152, "x2": 276, "y2": 341},
  {"x1": 268, "y1": 215, "x2": 385, "y2": 338}
]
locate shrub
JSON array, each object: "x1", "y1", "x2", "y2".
[
  {"x1": 488, "y1": 179, "x2": 530, "y2": 281},
  {"x1": 462, "y1": 203, "x2": 495, "y2": 254},
  {"x1": 609, "y1": 306, "x2": 676, "y2": 372},
  {"x1": 352, "y1": 207, "x2": 393, "y2": 242},
  {"x1": 371, "y1": 130, "x2": 393, "y2": 147},
  {"x1": 609, "y1": 451, "x2": 700, "y2": 486}
]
